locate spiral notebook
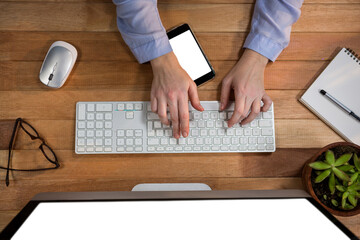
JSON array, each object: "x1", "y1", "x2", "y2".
[{"x1": 300, "y1": 48, "x2": 360, "y2": 145}]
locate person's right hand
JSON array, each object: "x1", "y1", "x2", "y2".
[{"x1": 150, "y1": 52, "x2": 204, "y2": 139}]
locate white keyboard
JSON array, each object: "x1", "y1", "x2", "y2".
[{"x1": 75, "y1": 101, "x2": 276, "y2": 154}]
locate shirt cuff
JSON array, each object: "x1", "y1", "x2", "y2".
[
  {"x1": 243, "y1": 32, "x2": 284, "y2": 62},
  {"x1": 131, "y1": 34, "x2": 173, "y2": 64}
]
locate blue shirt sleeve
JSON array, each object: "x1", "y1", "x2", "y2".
[
  {"x1": 112, "y1": 0, "x2": 172, "y2": 64},
  {"x1": 243, "y1": 0, "x2": 303, "y2": 62}
]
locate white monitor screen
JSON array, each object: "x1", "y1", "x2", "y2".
[
  {"x1": 11, "y1": 199, "x2": 350, "y2": 240},
  {"x1": 169, "y1": 30, "x2": 212, "y2": 81}
]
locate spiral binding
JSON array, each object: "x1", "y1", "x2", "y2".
[{"x1": 345, "y1": 48, "x2": 360, "y2": 65}]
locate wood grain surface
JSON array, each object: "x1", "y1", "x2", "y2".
[{"x1": 0, "y1": 0, "x2": 359, "y2": 237}]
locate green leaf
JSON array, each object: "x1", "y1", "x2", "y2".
[
  {"x1": 348, "y1": 184, "x2": 360, "y2": 191},
  {"x1": 342, "y1": 192, "x2": 349, "y2": 208},
  {"x1": 354, "y1": 154, "x2": 360, "y2": 171},
  {"x1": 323, "y1": 195, "x2": 328, "y2": 200},
  {"x1": 331, "y1": 199, "x2": 338, "y2": 207},
  {"x1": 334, "y1": 153, "x2": 353, "y2": 167},
  {"x1": 315, "y1": 169, "x2": 331, "y2": 183},
  {"x1": 325, "y1": 150, "x2": 335, "y2": 165},
  {"x1": 333, "y1": 167, "x2": 350, "y2": 182},
  {"x1": 329, "y1": 173, "x2": 335, "y2": 194},
  {"x1": 337, "y1": 165, "x2": 354, "y2": 172},
  {"x1": 348, "y1": 194, "x2": 358, "y2": 207},
  {"x1": 309, "y1": 161, "x2": 331, "y2": 170},
  {"x1": 343, "y1": 203, "x2": 355, "y2": 210},
  {"x1": 349, "y1": 172, "x2": 359, "y2": 185},
  {"x1": 336, "y1": 185, "x2": 346, "y2": 192}
]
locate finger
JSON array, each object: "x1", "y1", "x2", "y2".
[
  {"x1": 189, "y1": 82, "x2": 204, "y2": 112},
  {"x1": 241, "y1": 98, "x2": 261, "y2": 125},
  {"x1": 228, "y1": 93, "x2": 245, "y2": 127},
  {"x1": 220, "y1": 79, "x2": 231, "y2": 111},
  {"x1": 239, "y1": 96, "x2": 253, "y2": 123},
  {"x1": 168, "y1": 99, "x2": 180, "y2": 139},
  {"x1": 151, "y1": 97, "x2": 158, "y2": 113},
  {"x1": 261, "y1": 93, "x2": 272, "y2": 112},
  {"x1": 178, "y1": 97, "x2": 190, "y2": 138},
  {"x1": 157, "y1": 96, "x2": 169, "y2": 125}
]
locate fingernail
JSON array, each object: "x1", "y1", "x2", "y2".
[
  {"x1": 183, "y1": 131, "x2": 188, "y2": 137},
  {"x1": 220, "y1": 103, "x2": 224, "y2": 110}
]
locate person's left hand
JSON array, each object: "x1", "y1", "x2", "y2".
[{"x1": 220, "y1": 49, "x2": 272, "y2": 127}]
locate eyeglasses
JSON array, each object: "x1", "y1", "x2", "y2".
[{"x1": 0, "y1": 118, "x2": 60, "y2": 186}]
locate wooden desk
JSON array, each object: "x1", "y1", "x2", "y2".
[{"x1": 0, "y1": 0, "x2": 359, "y2": 236}]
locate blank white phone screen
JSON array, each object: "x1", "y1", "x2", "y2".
[
  {"x1": 11, "y1": 199, "x2": 350, "y2": 240},
  {"x1": 169, "y1": 30, "x2": 211, "y2": 81}
]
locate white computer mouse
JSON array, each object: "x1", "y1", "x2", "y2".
[{"x1": 39, "y1": 41, "x2": 77, "y2": 88}]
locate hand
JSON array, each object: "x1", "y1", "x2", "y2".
[
  {"x1": 220, "y1": 49, "x2": 272, "y2": 127},
  {"x1": 150, "y1": 52, "x2": 204, "y2": 138}
]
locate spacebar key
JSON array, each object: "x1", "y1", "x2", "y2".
[{"x1": 96, "y1": 104, "x2": 112, "y2": 111}]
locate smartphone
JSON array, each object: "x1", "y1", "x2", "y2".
[{"x1": 167, "y1": 23, "x2": 215, "y2": 86}]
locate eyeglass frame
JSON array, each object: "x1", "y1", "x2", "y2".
[{"x1": 0, "y1": 118, "x2": 60, "y2": 186}]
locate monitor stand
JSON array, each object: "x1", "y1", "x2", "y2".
[{"x1": 132, "y1": 183, "x2": 212, "y2": 191}]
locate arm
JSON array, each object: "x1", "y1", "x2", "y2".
[
  {"x1": 221, "y1": 0, "x2": 303, "y2": 127},
  {"x1": 113, "y1": 0, "x2": 202, "y2": 138}
]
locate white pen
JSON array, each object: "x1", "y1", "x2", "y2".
[{"x1": 320, "y1": 89, "x2": 360, "y2": 122}]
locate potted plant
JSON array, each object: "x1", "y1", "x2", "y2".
[{"x1": 302, "y1": 142, "x2": 360, "y2": 216}]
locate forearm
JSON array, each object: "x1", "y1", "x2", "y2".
[
  {"x1": 244, "y1": 0, "x2": 303, "y2": 61},
  {"x1": 112, "y1": 0, "x2": 172, "y2": 63}
]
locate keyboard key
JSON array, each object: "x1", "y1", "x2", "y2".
[
  {"x1": 205, "y1": 138, "x2": 212, "y2": 145},
  {"x1": 117, "y1": 147, "x2": 125, "y2": 152},
  {"x1": 258, "y1": 137, "x2": 265, "y2": 144},
  {"x1": 231, "y1": 137, "x2": 239, "y2": 145},
  {"x1": 166, "y1": 146, "x2": 174, "y2": 151},
  {"x1": 78, "y1": 104, "x2": 86, "y2": 120},
  {"x1": 257, "y1": 145, "x2": 265, "y2": 150},
  {"x1": 135, "y1": 138, "x2": 143, "y2": 145},
  {"x1": 249, "y1": 145, "x2": 256, "y2": 151},
  {"x1": 95, "y1": 147, "x2": 103, "y2": 152},
  {"x1": 117, "y1": 130, "x2": 124, "y2": 137},
  {"x1": 86, "y1": 121, "x2": 94, "y2": 128},
  {"x1": 198, "y1": 120, "x2": 205, "y2": 128},
  {"x1": 126, "y1": 103, "x2": 134, "y2": 110},
  {"x1": 209, "y1": 129, "x2": 216, "y2": 136},
  {"x1": 117, "y1": 139, "x2": 125, "y2": 146},
  {"x1": 259, "y1": 120, "x2": 272, "y2": 127},
  {"x1": 253, "y1": 129, "x2": 260, "y2": 136},
  {"x1": 196, "y1": 138, "x2": 204, "y2": 145},
  {"x1": 169, "y1": 138, "x2": 177, "y2": 145},
  {"x1": 266, "y1": 137, "x2": 274, "y2": 144},
  {"x1": 194, "y1": 146, "x2": 201, "y2": 151},
  {"x1": 154, "y1": 121, "x2": 162, "y2": 129},
  {"x1": 191, "y1": 129, "x2": 199, "y2": 136},
  {"x1": 200, "y1": 129, "x2": 207, "y2": 136},
  {"x1": 157, "y1": 146, "x2": 165, "y2": 151},
  {"x1": 135, "y1": 130, "x2": 143, "y2": 137},
  {"x1": 104, "y1": 130, "x2": 112, "y2": 137},
  {"x1": 126, "y1": 111, "x2": 134, "y2": 119},
  {"x1": 147, "y1": 147, "x2": 155, "y2": 152},
  {"x1": 95, "y1": 139, "x2": 103, "y2": 146},
  {"x1": 217, "y1": 129, "x2": 225, "y2": 136},
  {"x1": 266, "y1": 145, "x2": 275, "y2": 150},
  {"x1": 244, "y1": 128, "x2": 251, "y2": 136},
  {"x1": 147, "y1": 103, "x2": 152, "y2": 112},
  {"x1": 105, "y1": 139, "x2": 112, "y2": 146},
  {"x1": 206, "y1": 121, "x2": 214, "y2": 128},
  {"x1": 135, "y1": 147, "x2": 143, "y2": 152},
  {"x1": 87, "y1": 104, "x2": 95, "y2": 112},
  {"x1": 156, "y1": 129, "x2": 164, "y2": 137},
  {"x1": 86, "y1": 139, "x2": 94, "y2": 145},
  {"x1": 175, "y1": 146, "x2": 183, "y2": 151},
  {"x1": 165, "y1": 129, "x2": 172, "y2": 137},
  {"x1": 235, "y1": 129, "x2": 243, "y2": 136},
  {"x1": 105, "y1": 113, "x2": 112, "y2": 120},
  {"x1": 96, "y1": 122, "x2": 103, "y2": 129},
  {"x1": 203, "y1": 146, "x2": 210, "y2": 151},
  {"x1": 221, "y1": 146, "x2": 229, "y2": 151},
  {"x1": 147, "y1": 112, "x2": 159, "y2": 120},
  {"x1": 86, "y1": 147, "x2": 94, "y2": 152},
  {"x1": 148, "y1": 138, "x2": 159, "y2": 145},
  {"x1": 184, "y1": 146, "x2": 192, "y2": 151},
  {"x1": 239, "y1": 145, "x2": 247, "y2": 151},
  {"x1": 105, "y1": 122, "x2": 112, "y2": 129},
  {"x1": 126, "y1": 130, "x2": 134, "y2": 137},
  {"x1": 96, "y1": 130, "x2": 103, "y2": 137},
  {"x1": 135, "y1": 103, "x2": 143, "y2": 110},
  {"x1": 202, "y1": 112, "x2": 209, "y2": 119},
  {"x1": 210, "y1": 112, "x2": 218, "y2": 119},
  {"x1": 118, "y1": 104, "x2": 125, "y2": 111},
  {"x1": 226, "y1": 129, "x2": 234, "y2": 136},
  {"x1": 249, "y1": 137, "x2": 257, "y2": 144},
  {"x1": 96, "y1": 113, "x2": 104, "y2": 120},
  {"x1": 126, "y1": 147, "x2": 134, "y2": 152},
  {"x1": 222, "y1": 138, "x2": 230, "y2": 145},
  {"x1": 212, "y1": 146, "x2": 220, "y2": 151},
  {"x1": 86, "y1": 130, "x2": 94, "y2": 138},
  {"x1": 230, "y1": 146, "x2": 238, "y2": 151},
  {"x1": 148, "y1": 130, "x2": 155, "y2": 137},
  {"x1": 78, "y1": 121, "x2": 86, "y2": 129},
  {"x1": 214, "y1": 138, "x2": 221, "y2": 145},
  {"x1": 262, "y1": 112, "x2": 272, "y2": 119},
  {"x1": 178, "y1": 138, "x2": 186, "y2": 145},
  {"x1": 105, "y1": 147, "x2": 112, "y2": 152},
  {"x1": 250, "y1": 120, "x2": 258, "y2": 127},
  {"x1": 193, "y1": 112, "x2": 201, "y2": 119},
  {"x1": 262, "y1": 129, "x2": 273, "y2": 136},
  {"x1": 216, "y1": 121, "x2": 222, "y2": 128},
  {"x1": 77, "y1": 130, "x2": 85, "y2": 137},
  {"x1": 77, "y1": 139, "x2": 85, "y2": 146},
  {"x1": 126, "y1": 139, "x2": 134, "y2": 145},
  {"x1": 87, "y1": 113, "x2": 94, "y2": 120},
  {"x1": 219, "y1": 112, "x2": 226, "y2": 119},
  {"x1": 240, "y1": 137, "x2": 247, "y2": 144},
  {"x1": 96, "y1": 104, "x2": 112, "y2": 112}
]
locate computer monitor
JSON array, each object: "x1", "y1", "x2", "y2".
[{"x1": 1, "y1": 190, "x2": 358, "y2": 240}]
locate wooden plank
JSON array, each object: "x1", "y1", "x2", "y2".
[
  {"x1": 0, "y1": 60, "x2": 330, "y2": 91},
  {"x1": 1, "y1": 32, "x2": 358, "y2": 62},
  {"x1": 0, "y1": 211, "x2": 18, "y2": 232},
  {"x1": 0, "y1": 178, "x2": 303, "y2": 211},
  {"x1": 0, "y1": 119, "x2": 342, "y2": 151},
  {"x1": 0, "y1": 148, "x2": 316, "y2": 182},
  {"x1": 0, "y1": 3, "x2": 359, "y2": 32},
  {"x1": 0, "y1": 90, "x2": 316, "y2": 120}
]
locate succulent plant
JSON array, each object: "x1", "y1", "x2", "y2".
[
  {"x1": 309, "y1": 151, "x2": 360, "y2": 211},
  {"x1": 309, "y1": 151, "x2": 352, "y2": 194}
]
